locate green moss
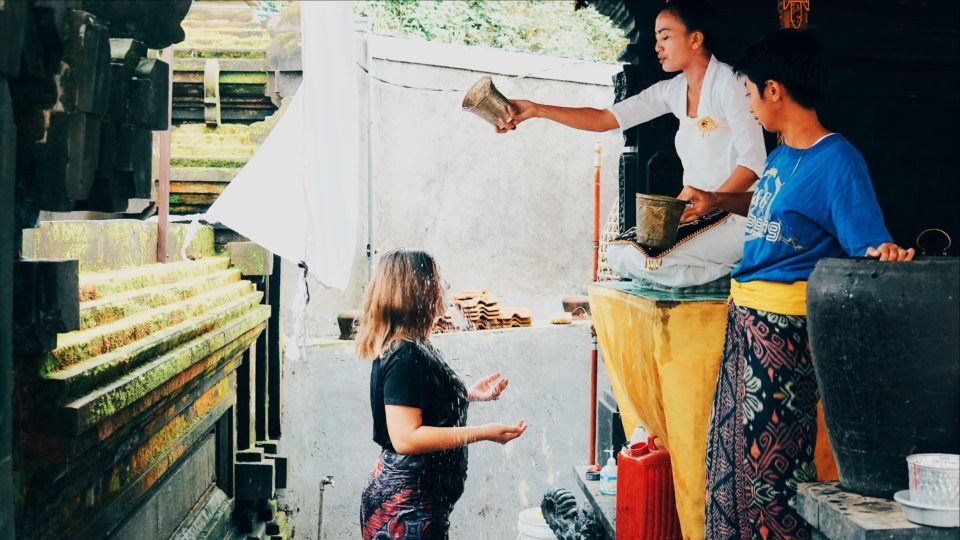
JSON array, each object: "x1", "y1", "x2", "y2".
[
  {"x1": 174, "y1": 48, "x2": 267, "y2": 60},
  {"x1": 80, "y1": 269, "x2": 241, "y2": 330},
  {"x1": 219, "y1": 72, "x2": 268, "y2": 85},
  {"x1": 49, "y1": 280, "x2": 252, "y2": 373},
  {"x1": 73, "y1": 310, "x2": 268, "y2": 430},
  {"x1": 171, "y1": 156, "x2": 249, "y2": 168},
  {"x1": 49, "y1": 293, "x2": 265, "y2": 402},
  {"x1": 80, "y1": 257, "x2": 228, "y2": 301}
]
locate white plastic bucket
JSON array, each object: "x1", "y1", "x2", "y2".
[{"x1": 516, "y1": 507, "x2": 557, "y2": 539}]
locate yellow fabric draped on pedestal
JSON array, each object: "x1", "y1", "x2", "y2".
[{"x1": 588, "y1": 283, "x2": 837, "y2": 540}]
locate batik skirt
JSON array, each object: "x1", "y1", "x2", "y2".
[
  {"x1": 705, "y1": 302, "x2": 820, "y2": 540},
  {"x1": 360, "y1": 449, "x2": 466, "y2": 540}
]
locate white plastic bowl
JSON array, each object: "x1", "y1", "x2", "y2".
[
  {"x1": 894, "y1": 489, "x2": 960, "y2": 528},
  {"x1": 906, "y1": 453, "x2": 960, "y2": 507}
]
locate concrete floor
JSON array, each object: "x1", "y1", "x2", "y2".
[{"x1": 278, "y1": 322, "x2": 609, "y2": 539}]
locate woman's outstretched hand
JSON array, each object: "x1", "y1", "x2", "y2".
[
  {"x1": 495, "y1": 100, "x2": 538, "y2": 133},
  {"x1": 484, "y1": 420, "x2": 528, "y2": 444},
  {"x1": 866, "y1": 243, "x2": 915, "y2": 261},
  {"x1": 468, "y1": 372, "x2": 509, "y2": 402}
]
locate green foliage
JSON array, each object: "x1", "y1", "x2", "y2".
[{"x1": 353, "y1": 1, "x2": 628, "y2": 62}]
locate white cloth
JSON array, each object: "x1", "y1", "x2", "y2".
[
  {"x1": 607, "y1": 55, "x2": 766, "y2": 186},
  {"x1": 606, "y1": 217, "x2": 746, "y2": 287},
  {"x1": 604, "y1": 56, "x2": 765, "y2": 287},
  {"x1": 206, "y1": 1, "x2": 359, "y2": 291}
]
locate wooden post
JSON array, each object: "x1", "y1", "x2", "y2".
[{"x1": 157, "y1": 47, "x2": 173, "y2": 263}]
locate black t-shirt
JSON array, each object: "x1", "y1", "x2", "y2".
[{"x1": 370, "y1": 339, "x2": 469, "y2": 451}]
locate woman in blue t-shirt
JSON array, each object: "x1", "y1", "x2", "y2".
[
  {"x1": 356, "y1": 249, "x2": 527, "y2": 539},
  {"x1": 681, "y1": 31, "x2": 914, "y2": 539}
]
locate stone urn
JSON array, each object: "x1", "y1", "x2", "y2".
[
  {"x1": 807, "y1": 257, "x2": 959, "y2": 497},
  {"x1": 337, "y1": 310, "x2": 362, "y2": 341}
]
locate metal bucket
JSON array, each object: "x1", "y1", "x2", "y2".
[
  {"x1": 635, "y1": 193, "x2": 689, "y2": 249},
  {"x1": 462, "y1": 76, "x2": 513, "y2": 127}
]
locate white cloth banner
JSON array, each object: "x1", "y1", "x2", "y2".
[{"x1": 206, "y1": 1, "x2": 359, "y2": 291}]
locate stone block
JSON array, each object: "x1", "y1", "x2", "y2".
[
  {"x1": 236, "y1": 449, "x2": 263, "y2": 463},
  {"x1": 34, "y1": 112, "x2": 102, "y2": 209},
  {"x1": 129, "y1": 58, "x2": 170, "y2": 130},
  {"x1": 34, "y1": 0, "x2": 82, "y2": 35},
  {"x1": 108, "y1": 63, "x2": 130, "y2": 123},
  {"x1": 797, "y1": 482, "x2": 959, "y2": 540},
  {"x1": 130, "y1": 125, "x2": 153, "y2": 198},
  {"x1": 264, "y1": 454, "x2": 287, "y2": 489},
  {"x1": 227, "y1": 242, "x2": 273, "y2": 277},
  {"x1": 83, "y1": 0, "x2": 191, "y2": 49},
  {"x1": 0, "y1": 0, "x2": 28, "y2": 77},
  {"x1": 109, "y1": 38, "x2": 147, "y2": 77},
  {"x1": 84, "y1": 122, "x2": 133, "y2": 213},
  {"x1": 12, "y1": 7, "x2": 61, "y2": 109},
  {"x1": 204, "y1": 59, "x2": 221, "y2": 127},
  {"x1": 13, "y1": 260, "x2": 80, "y2": 353},
  {"x1": 265, "y1": 521, "x2": 281, "y2": 535},
  {"x1": 255, "y1": 440, "x2": 278, "y2": 454},
  {"x1": 60, "y1": 9, "x2": 110, "y2": 115},
  {"x1": 235, "y1": 461, "x2": 274, "y2": 501},
  {"x1": 115, "y1": 123, "x2": 152, "y2": 198},
  {"x1": 258, "y1": 499, "x2": 277, "y2": 523},
  {"x1": 275, "y1": 72, "x2": 302, "y2": 100}
]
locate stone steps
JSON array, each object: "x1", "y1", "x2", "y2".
[
  {"x1": 174, "y1": 46, "x2": 267, "y2": 60},
  {"x1": 171, "y1": 144, "x2": 257, "y2": 159},
  {"x1": 170, "y1": 167, "x2": 240, "y2": 182},
  {"x1": 79, "y1": 268, "x2": 241, "y2": 330},
  {"x1": 170, "y1": 192, "x2": 220, "y2": 206},
  {"x1": 79, "y1": 257, "x2": 230, "y2": 301},
  {"x1": 171, "y1": 204, "x2": 213, "y2": 215},
  {"x1": 62, "y1": 306, "x2": 269, "y2": 434},
  {"x1": 46, "y1": 289, "x2": 263, "y2": 399},
  {"x1": 169, "y1": 181, "x2": 228, "y2": 195},
  {"x1": 47, "y1": 280, "x2": 256, "y2": 374},
  {"x1": 172, "y1": 132, "x2": 255, "y2": 147}
]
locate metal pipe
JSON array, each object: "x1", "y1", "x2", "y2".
[
  {"x1": 157, "y1": 47, "x2": 173, "y2": 263},
  {"x1": 589, "y1": 142, "x2": 603, "y2": 466},
  {"x1": 362, "y1": 22, "x2": 375, "y2": 281},
  {"x1": 593, "y1": 143, "x2": 602, "y2": 279}
]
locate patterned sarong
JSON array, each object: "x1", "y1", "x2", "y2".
[
  {"x1": 705, "y1": 302, "x2": 819, "y2": 540},
  {"x1": 360, "y1": 449, "x2": 465, "y2": 540}
]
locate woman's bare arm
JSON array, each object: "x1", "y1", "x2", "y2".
[{"x1": 385, "y1": 405, "x2": 526, "y2": 455}]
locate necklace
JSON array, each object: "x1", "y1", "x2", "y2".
[
  {"x1": 786, "y1": 133, "x2": 834, "y2": 180},
  {"x1": 789, "y1": 150, "x2": 806, "y2": 180}
]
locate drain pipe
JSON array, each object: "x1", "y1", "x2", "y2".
[
  {"x1": 358, "y1": 20, "x2": 375, "y2": 281},
  {"x1": 589, "y1": 142, "x2": 603, "y2": 466},
  {"x1": 157, "y1": 47, "x2": 174, "y2": 263}
]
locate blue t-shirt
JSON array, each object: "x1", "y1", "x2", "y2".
[{"x1": 732, "y1": 134, "x2": 892, "y2": 284}]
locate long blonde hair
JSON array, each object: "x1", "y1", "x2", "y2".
[{"x1": 356, "y1": 249, "x2": 445, "y2": 360}]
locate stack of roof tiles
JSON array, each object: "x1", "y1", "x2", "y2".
[{"x1": 434, "y1": 290, "x2": 533, "y2": 333}]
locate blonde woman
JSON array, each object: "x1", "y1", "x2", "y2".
[{"x1": 357, "y1": 249, "x2": 527, "y2": 540}]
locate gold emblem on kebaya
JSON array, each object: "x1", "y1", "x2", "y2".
[{"x1": 697, "y1": 116, "x2": 717, "y2": 136}]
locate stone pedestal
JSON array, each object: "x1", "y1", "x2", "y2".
[{"x1": 797, "y1": 482, "x2": 960, "y2": 539}]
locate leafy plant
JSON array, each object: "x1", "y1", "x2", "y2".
[{"x1": 353, "y1": 1, "x2": 628, "y2": 62}]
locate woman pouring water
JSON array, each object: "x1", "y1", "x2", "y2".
[{"x1": 498, "y1": 0, "x2": 765, "y2": 288}]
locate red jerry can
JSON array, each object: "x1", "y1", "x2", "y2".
[{"x1": 616, "y1": 435, "x2": 682, "y2": 540}]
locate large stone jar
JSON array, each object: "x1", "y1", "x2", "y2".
[{"x1": 807, "y1": 257, "x2": 959, "y2": 497}]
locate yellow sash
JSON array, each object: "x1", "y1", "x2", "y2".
[{"x1": 730, "y1": 278, "x2": 808, "y2": 316}]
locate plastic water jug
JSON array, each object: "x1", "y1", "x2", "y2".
[{"x1": 616, "y1": 435, "x2": 682, "y2": 540}]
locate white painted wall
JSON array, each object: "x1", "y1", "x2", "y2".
[{"x1": 281, "y1": 35, "x2": 625, "y2": 338}]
